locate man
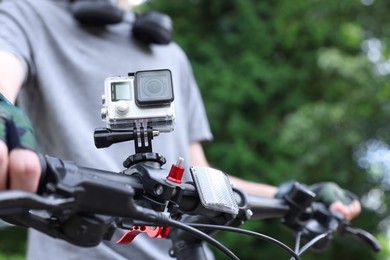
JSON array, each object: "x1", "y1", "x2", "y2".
[{"x1": 0, "y1": 0, "x2": 360, "y2": 259}]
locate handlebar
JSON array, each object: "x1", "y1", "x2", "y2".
[
  {"x1": 249, "y1": 182, "x2": 381, "y2": 254},
  {"x1": 0, "y1": 154, "x2": 381, "y2": 259}
]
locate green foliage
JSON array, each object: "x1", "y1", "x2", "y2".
[
  {"x1": 378, "y1": 234, "x2": 390, "y2": 260},
  {"x1": 145, "y1": 0, "x2": 390, "y2": 259},
  {"x1": 0, "y1": 227, "x2": 26, "y2": 259}
]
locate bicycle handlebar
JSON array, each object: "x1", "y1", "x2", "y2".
[
  {"x1": 249, "y1": 182, "x2": 380, "y2": 254},
  {"x1": 0, "y1": 154, "x2": 381, "y2": 259}
]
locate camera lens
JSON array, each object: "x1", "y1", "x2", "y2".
[
  {"x1": 135, "y1": 69, "x2": 174, "y2": 106},
  {"x1": 143, "y1": 78, "x2": 167, "y2": 97}
]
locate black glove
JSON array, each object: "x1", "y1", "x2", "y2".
[
  {"x1": 0, "y1": 93, "x2": 36, "y2": 151},
  {"x1": 275, "y1": 180, "x2": 357, "y2": 206},
  {"x1": 310, "y1": 182, "x2": 357, "y2": 206}
]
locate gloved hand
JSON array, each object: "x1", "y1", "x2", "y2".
[
  {"x1": 275, "y1": 180, "x2": 361, "y2": 220},
  {"x1": 311, "y1": 182, "x2": 361, "y2": 220},
  {"x1": 0, "y1": 93, "x2": 36, "y2": 150},
  {"x1": 309, "y1": 182, "x2": 357, "y2": 206},
  {"x1": 0, "y1": 93, "x2": 40, "y2": 192}
]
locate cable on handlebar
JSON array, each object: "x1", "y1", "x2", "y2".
[
  {"x1": 3, "y1": 153, "x2": 380, "y2": 259},
  {"x1": 166, "y1": 219, "x2": 239, "y2": 260},
  {"x1": 290, "y1": 231, "x2": 331, "y2": 260},
  {"x1": 188, "y1": 223, "x2": 301, "y2": 260}
]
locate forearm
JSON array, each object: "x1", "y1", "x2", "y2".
[
  {"x1": 189, "y1": 142, "x2": 278, "y2": 197},
  {"x1": 228, "y1": 175, "x2": 277, "y2": 198},
  {"x1": 0, "y1": 51, "x2": 25, "y2": 102}
]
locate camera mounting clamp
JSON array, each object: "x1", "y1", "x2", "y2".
[
  {"x1": 94, "y1": 125, "x2": 158, "y2": 151},
  {"x1": 94, "y1": 120, "x2": 169, "y2": 169}
]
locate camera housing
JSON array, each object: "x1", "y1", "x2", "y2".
[{"x1": 101, "y1": 69, "x2": 175, "y2": 132}]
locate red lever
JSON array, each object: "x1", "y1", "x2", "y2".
[{"x1": 116, "y1": 226, "x2": 170, "y2": 244}]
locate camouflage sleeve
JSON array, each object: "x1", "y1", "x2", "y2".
[{"x1": 0, "y1": 93, "x2": 36, "y2": 151}]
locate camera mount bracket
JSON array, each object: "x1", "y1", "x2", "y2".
[
  {"x1": 94, "y1": 125, "x2": 164, "y2": 168},
  {"x1": 94, "y1": 126, "x2": 159, "y2": 151}
]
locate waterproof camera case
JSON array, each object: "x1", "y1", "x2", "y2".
[{"x1": 101, "y1": 69, "x2": 175, "y2": 132}]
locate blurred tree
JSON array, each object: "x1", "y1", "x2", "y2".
[{"x1": 144, "y1": 0, "x2": 390, "y2": 259}]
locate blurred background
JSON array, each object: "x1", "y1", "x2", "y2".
[
  {"x1": 1, "y1": 0, "x2": 390, "y2": 259},
  {"x1": 140, "y1": 0, "x2": 390, "y2": 259}
]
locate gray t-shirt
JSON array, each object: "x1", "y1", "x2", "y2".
[{"x1": 0, "y1": 0, "x2": 213, "y2": 259}]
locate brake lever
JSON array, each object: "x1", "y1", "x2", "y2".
[
  {"x1": 0, "y1": 190, "x2": 118, "y2": 247},
  {"x1": 344, "y1": 226, "x2": 381, "y2": 252},
  {"x1": 314, "y1": 204, "x2": 381, "y2": 253},
  {"x1": 298, "y1": 202, "x2": 381, "y2": 253},
  {"x1": 116, "y1": 225, "x2": 170, "y2": 244},
  {"x1": 0, "y1": 190, "x2": 75, "y2": 215}
]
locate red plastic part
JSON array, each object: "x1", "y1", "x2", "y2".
[
  {"x1": 116, "y1": 226, "x2": 170, "y2": 244},
  {"x1": 166, "y1": 164, "x2": 184, "y2": 184}
]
